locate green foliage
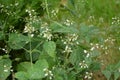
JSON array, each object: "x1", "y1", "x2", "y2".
[
  {"x1": 43, "y1": 41, "x2": 56, "y2": 58},
  {"x1": 0, "y1": 0, "x2": 120, "y2": 80},
  {"x1": 8, "y1": 33, "x2": 30, "y2": 49},
  {"x1": 102, "y1": 61, "x2": 120, "y2": 80},
  {"x1": 15, "y1": 59, "x2": 49, "y2": 80},
  {"x1": 0, "y1": 58, "x2": 12, "y2": 80},
  {"x1": 50, "y1": 22, "x2": 79, "y2": 34}
]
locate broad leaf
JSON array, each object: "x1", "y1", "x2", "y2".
[
  {"x1": 114, "y1": 71, "x2": 120, "y2": 80},
  {"x1": 43, "y1": 41, "x2": 56, "y2": 58},
  {"x1": 17, "y1": 62, "x2": 31, "y2": 72},
  {"x1": 50, "y1": 22, "x2": 79, "y2": 33},
  {"x1": 27, "y1": 59, "x2": 49, "y2": 79},
  {"x1": 102, "y1": 70, "x2": 111, "y2": 80},
  {"x1": 15, "y1": 71, "x2": 28, "y2": 80},
  {"x1": 8, "y1": 33, "x2": 30, "y2": 49},
  {"x1": 0, "y1": 59, "x2": 12, "y2": 80},
  {"x1": 35, "y1": 59, "x2": 49, "y2": 69}
]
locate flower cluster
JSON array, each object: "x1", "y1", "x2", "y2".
[
  {"x1": 84, "y1": 50, "x2": 90, "y2": 58},
  {"x1": 84, "y1": 72, "x2": 93, "y2": 79},
  {"x1": 64, "y1": 19, "x2": 74, "y2": 26},
  {"x1": 63, "y1": 45, "x2": 72, "y2": 53},
  {"x1": 88, "y1": 16, "x2": 95, "y2": 22},
  {"x1": 0, "y1": 3, "x2": 18, "y2": 16},
  {"x1": 43, "y1": 68, "x2": 54, "y2": 80},
  {"x1": 112, "y1": 16, "x2": 120, "y2": 25},
  {"x1": 3, "y1": 65, "x2": 13, "y2": 73},
  {"x1": 24, "y1": 10, "x2": 41, "y2": 34},
  {"x1": 79, "y1": 60, "x2": 88, "y2": 69},
  {"x1": 62, "y1": 33, "x2": 79, "y2": 53},
  {"x1": 40, "y1": 23, "x2": 53, "y2": 40},
  {"x1": 24, "y1": 22, "x2": 35, "y2": 33},
  {"x1": 26, "y1": 9, "x2": 36, "y2": 17},
  {"x1": 62, "y1": 33, "x2": 79, "y2": 45},
  {"x1": 51, "y1": 9, "x2": 59, "y2": 17}
]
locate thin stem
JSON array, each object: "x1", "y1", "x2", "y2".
[
  {"x1": 45, "y1": 0, "x2": 50, "y2": 19},
  {"x1": 29, "y1": 34, "x2": 33, "y2": 66}
]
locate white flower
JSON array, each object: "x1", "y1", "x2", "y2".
[
  {"x1": 86, "y1": 53, "x2": 90, "y2": 58},
  {"x1": 84, "y1": 50, "x2": 87, "y2": 53},
  {"x1": 30, "y1": 34, "x2": 34, "y2": 37},
  {"x1": 90, "y1": 47, "x2": 95, "y2": 51},
  {"x1": 4, "y1": 65, "x2": 7, "y2": 67},
  {"x1": 4, "y1": 69, "x2": 8, "y2": 72},
  {"x1": 45, "y1": 73, "x2": 48, "y2": 77},
  {"x1": 43, "y1": 68, "x2": 48, "y2": 71}
]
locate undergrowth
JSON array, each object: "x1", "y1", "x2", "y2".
[{"x1": 0, "y1": 0, "x2": 120, "y2": 80}]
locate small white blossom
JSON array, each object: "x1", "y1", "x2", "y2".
[
  {"x1": 86, "y1": 53, "x2": 90, "y2": 58},
  {"x1": 4, "y1": 65, "x2": 7, "y2": 68},
  {"x1": 90, "y1": 47, "x2": 95, "y2": 51},
  {"x1": 4, "y1": 69, "x2": 9, "y2": 72},
  {"x1": 45, "y1": 73, "x2": 48, "y2": 77},
  {"x1": 118, "y1": 68, "x2": 120, "y2": 72},
  {"x1": 84, "y1": 50, "x2": 87, "y2": 53},
  {"x1": 10, "y1": 69, "x2": 13, "y2": 72},
  {"x1": 43, "y1": 68, "x2": 48, "y2": 71},
  {"x1": 30, "y1": 34, "x2": 34, "y2": 37},
  {"x1": 15, "y1": 3, "x2": 19, "y2": 6},
  {"x1": 90, "y1": 43, "x2": 93, "y2": 46}
]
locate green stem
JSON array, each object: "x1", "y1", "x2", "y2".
[
  {"x1": 45, "y1": 0, "x2": 50, "y2": 19},
  {"x1": 29, "y1": 34, "x2": 33, "y2": 66}
]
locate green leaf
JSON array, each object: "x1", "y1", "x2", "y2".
[
  {"x1": 91, "y1": 50, "x2": 101, "y2": 57},
  {"x1": 114, "y1": 61, "x2": 120, "y2": 69},
  {"x1": 15, "y1": 71, "x2": 28, "y2": 80},
  {"x1": 68, "y1": 71, "x2": 76, "y2": 80},
  {"x1": 28, "y1": 66, "x2": 45, "y2": 79},
  {"x1": 50, "y1": 22, "x2": 79, "y2": 33},
  {"x1": 27, "y1": 59, "x2": 49, "y2": 79},
  {"x1": 80, "y1": 23, "x2": 89, "y2": 34},
  {"x1": 54, "y1": 68, "x2": 68, "y2": 80},
  {"x1": 16, "y1": 59, "x2": 49, "y2": 80},
  {"x1": 69, "y1": 51, "x2": 77, "y2": 65},
  {"x1": 0, "y1": 59, "x2": 12, "y2": 80},
  {"x1": 90, "y1": 62, "x2": 101, "y2": 71},
  {"x1": 102, "y1": 70, "x2": 111, "y2": 80},
  {"x1": 0, "y1": 31, "x2": 4, "y2": 40},
  {"x1": 54, "y1": 76, "x2": 63, "y2": 80},
  {"x1": 69, "y1": 48, "x2": 84, "y2": 65},
  {"x1": 8, "y1": 33, "x2": 30, "y2": 49},
  {"x1": 17, "y1": 62, "x2": 31, "y2": 72},
  {"x1": 114, "y1": 71, "x2": 120, "y2": 80},
  {"x1": 43, "y1": 41, "x2": 56, "y2": 58},
  {"x1": 35, "y1": 59, "x2": 49, "y2": 69}
]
